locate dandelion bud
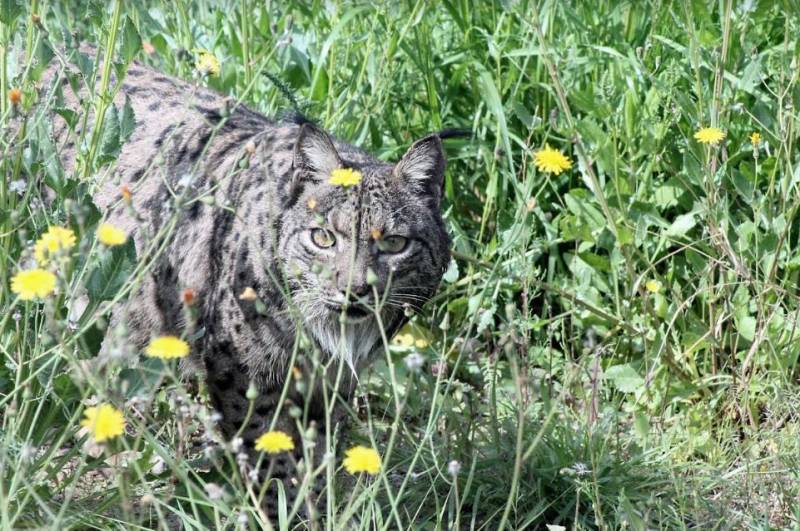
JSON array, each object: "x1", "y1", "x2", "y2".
[
  {"x1": 447, "y1": 460, "x2": 461, "y2": 476},
  {"x1": 289, "y1": 405, "x2": 302, "y2": 418},
  {"x1": 245, "y1": 382, "x2": 258, "y2": 401},
  {"x1": 239, "y1": 286, "x2": 258, "y2": 301},
  {"x1": 182, "y1": 288, "x2": 196, "y2": 305},
  {"x1": 304, "y1": 423, "x2": 317, "y2": 442},
  {"x1": 298, "y1": 333, "x2": 311, "y2": 350},
  {"x1": 294, "y1": 379, "x2": 306, "y2": 395},
  {"x1": 366, "y1": 267, "x2": 378, "y2": 286},
  {"x1": 8, "y1": 88, "x2": 22, "y2": 106},
  {"x1": 120, "y1": 185, "x2": 132, "y2": 204},
  {"x1": 230, "y1": 436, "x2": 243, "y2": 453}
]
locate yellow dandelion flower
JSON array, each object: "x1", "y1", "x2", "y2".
[
  {"x1": 694, "y1": 127, "x2": 725, "y2": 145},
  {"x1": 392, "y1": 333, "x2": 415, "y2": 348},
  {"x1": 328, "y1": 168, "x2": 362, "y2": 187},
  {"x1": 96, "y1": 223, "x2": 127, "y2": 246},
  {"x1": 645, "y1": 280, "x2": 661, "y2": 294},
  {"x1": 195, "y1": 51, "x2": 220, "y2": 77},
  {"x1": 414, "y1": 338, "x2": 429, "y2": 349},
  {"x1": 145, "y1": 335, "x2": 190, "y2": 359},
  {"x1": 533, "y1": 145, "x2": 572, "y2": 175},
  {"x1": 10, "y1": 268, "x2": 57, "y2": 300},
  {"x1": 343, "y1": 445, "x2": 381, "y2": 475},
  {"x1": 254, "y1": 431, "x2": 295, "y2": 454},
  {"x1": 34, "y1": 226, "x2": 76, "y2": 264},
  {"x1": 750, "y1": 132, "x2": 761, "y2": 147},
  {"x1": 81, "y1": 403, "x2": 126, "y2": 443}
]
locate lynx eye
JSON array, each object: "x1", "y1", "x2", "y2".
[
  {"x1": 377, "y1": 235, "x2": 408, "y2": 254},
  {"x1": 310, "y1": 228, "x2": 336, "y2": 249}
]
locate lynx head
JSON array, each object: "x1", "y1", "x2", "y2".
[{"x1": 277, "y1": 123, "x2": 451, "y2": 369}]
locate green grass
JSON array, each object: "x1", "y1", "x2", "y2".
[{"x1": 2, "y1": 0, "x2": 800, "y2": 529}]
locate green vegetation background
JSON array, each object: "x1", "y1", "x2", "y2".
[{"x1": 2, "y1": 0, "x2": 799, "y2": 529}]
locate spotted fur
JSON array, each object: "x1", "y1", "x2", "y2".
[{"x1": 42, "y1": 46, "x2": 451, "y2": 517}]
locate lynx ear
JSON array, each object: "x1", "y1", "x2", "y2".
[
  {"x1": 293, "y1": 123, "x2": 342, "y2": 178},
  {"x1": 394, "y1": 134, "x2": 446, "y2": 203}
]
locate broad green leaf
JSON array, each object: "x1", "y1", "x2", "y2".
[
  {"x1": 664, "y1": 213, "x2": 696, "y2": 238},
  {"x1": 86, "y1": 238, "x2": 137, "y2": 302},
  {"x1": 97, "y1": 104, "x2": 121, "y2": 166},
  {"x1": 121, "y1": 16, "x2": 142, "y2": 63},
  {"x1": 734, "y1": 308, "x2": 756, "y2": 342},
  {"x1": 442, "y1": 258, "x2": 459, "y2": 283},
  {"x1": 0, "y1": 0, "x2": 22, "y2": 24},
  {"x1": 604, "y1": 363, "x2": 644, "y2": 393},
  {"x1": 120, "y1": 96, "x2": 137, "y2": 143}
]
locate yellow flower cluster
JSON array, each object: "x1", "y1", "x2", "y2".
[
  {"x1": 81, "y1": 403, "x2": 126, "y2": 443},
  {"x1": 329, "y1": 168, "x2": 363, "y2": 187},
  {"x1": 253, "y1": 429, "x2": 382, "y2": 475},
  {"x1": 693, "y1": 126, "x2": 725, "y2": 145},
  {"x1": 645, "y1": 280, "x2": 661, "y2": 294},
  {"x1": 11, "y1": 269, "x2": 57, "y2": 300},
  {"x1": 392, "y1": 332, "x2": 429, "y2": 349},
  {"x1": 343, "y1": 445, "x2": 382, "y2": 475},
  {"x1": 96, "y1": 223, "x2": 127, "y2": 246},
  {"x1": 533, "y1": 145, "x2": 572, "y2": 175},
  {"x1": 255, "y1": 431, "x2": 295, "y2": 454},
  {"x1": 34, "y1": 226, "x2": 76, "y2": 264},
  {"x1": 532, "y1": 125, "x2": 755, "y2": 175},
  {"x1": 145, "y1": 336, "x2": 190, "y2": 359},
  {"x1": 195, "y1": 50, "x2": 221, "y2": 77},
  {"x1": 10, "y1": 223, "x2": 131, "y2": 302}
]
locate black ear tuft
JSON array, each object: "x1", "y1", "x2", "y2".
[
  {"x1": 293, "y1": 123, "x2": 342, "y2": 178},
  {"x1": 394, "y1": 134, "x2": 446, "y2": 204}
]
